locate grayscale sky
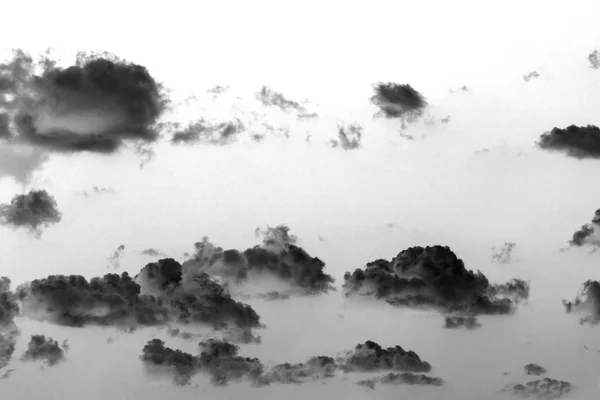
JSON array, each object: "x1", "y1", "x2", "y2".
[{"x1": 1, "y1": 0, "x2": 600, "y2": 399}]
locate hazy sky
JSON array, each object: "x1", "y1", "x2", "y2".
[{"x1": 1, "y1": 0, "x2": 600, "y2": 399}]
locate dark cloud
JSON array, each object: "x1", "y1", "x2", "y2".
[
  {"x1": 256, "y1": 356, "x2": 337, "y2": 385},
  {"x1": 563, "y1": 280, "x2": 600, "y2": 325},
  {"x1": 331, "y1": 123, "x2": 363, "y2": 150},
  {"x1": 79, "y1": 185, "x2": 116, "y2": 197},
  {"x1": 502, "y1": 378, "x2": 572, "y2": 399},
  {"x1": 536, "y1": 124, "x2": 600, "y2": 159},
  {"x1": 523, "y1": 71, "x2": 540, "y2": 82},
  {"x1": 170, "y1": 118, "x2": 245, "y2": 146},
  {"x1": 140, "y1": 248, "x2": 164, "y2": 257},
  {"x1": 357, "y1": 372, "x2": 444, "y2": 389},
  {"x1": 569, "y1": 209, "x2": 600, "y2": 247},
  {"x1": 182, "y1": 225, "x2": 335, "y2": 295},
  {"x1": 492, "y1": 242, "x2": 517, "y2": 264},
  {"x1": 524, "y1": 363, "x2": 547, "y2": 376},
  {"x1": 337, "y1": 340, "x2": 432, "y2": 373},
  {"x1": 443, "y1": 315, "x2": 481, "y2": 330},
  {"x1": 255, "y1": 86, "x2": 306, "y2": 113},
  {"x1": 0, "y1": 189, "x2": 62, "y2": 236},
  {"x1": 588, "y1": 50, "x2": 599, "y2": 69},
  {"x1": 108, "y1": 245, "x2": 126, "y2": 269},
  {"x1": 0, "y1": 49, "x2": 169, "y2": 154},
  {"x1": 370, "y1": 82, "x2": 427, "y2": 122},
  {"x1": 343, "y1": 245, "x2": 529, "y2": 316},
  {"x1": 20, "y1": 335, "x2": 66, "y2": 366},
  {"x1": 0, "y1": 144, "x2": 49, "y2": 184},
  {"x1": 0, "y1": 277, "x2": 19, "y2": 327}
]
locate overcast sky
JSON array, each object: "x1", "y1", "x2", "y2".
[{"x1": 1, "y1": 0, "x2": 600, "y2": 399}]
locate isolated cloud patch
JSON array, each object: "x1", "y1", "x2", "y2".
[
  {"x1": 569, "y1": 209, "x2": 600, "y2": 247},
  {"x1": 0, "y1": 189, "x2": 62, "y2": 236},
  {"x1": 140, "y1": 248, "x2": 164, "y2": 257},
  {"x1": 337, "y1": 340, "x2": 432, "y2": 373},
  {"x1": 108, "y1": 245, "x2": 125, "y2": 269},
  {"x1": 492, "y1": 242, "x2": 517, "y2": 264},
  {"x1": 536, "y1": 124, "x2": 600, "y2": 159},
  {"x1": 330, "y1": 123, "x2": 363, "y2": 150},
  {"x1": 20, "y1": 335, "x2": 67, "y2": 366},
  {"x1": 0, "y1": 49, "x2": 170, "y2": 153},
  {"x1": 589, "y1": 50, "x2": 599, "y2": 69},
  {"x1": 524, "y1": 363, "x2": 547, "y2": 376},
  {"x1": 79, "y1": 185, "x2": 116, "y2": 197},
  {"x1": 170, "y1": 118, "x2": 245, "y2": 146},
  {"x1": 443, "y1": 315, "x2": 481, "y2": 330},
  {"x1": 256, "y1": 356, "x2": 337, "y2": 385},
  {"x1": 523, "y1": 71, "x2": 540, "y2": 82},
  {"x1": 370, "y1": 82, "x2": 427, "y2": 122},
  {"x1": 343, "y1": 245, "x2": 530, "y2": 315},
  {"x1": 255, "y1": 86, "x2": 306, "y2": 113},
  {"x1": 502, "y1": 378, "x2": 572, "y2": 399},
  {"x1": 563, "y1": 280, "x2": 600, "y2": 325},
  {"x1": 357, "y1": 372, "x2": 444, "y2": 389}
]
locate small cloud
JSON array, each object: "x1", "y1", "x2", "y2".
[
  {"x1": 492, "y1": 242, "x2": 517, "y2": 264},
  {"x1": 357, "y1": 372, "x2": 444, "y2": 388},
  {"x1": 443, "y1": 315, "x2": 481, "y2": 330},
  {"x1": 501, "y1": 378, "x2": 572, "y2": 399},
  {"x1": 569, "y1": 209, "x2": 600, "y2": 247},
  {"x1": 588, "y1": 50, "x2": 599, "y2": 69},
  {"x1": 332, "y1": 123, "x2": 363, "y2": 150},
  {"x1": 170, "y1": 118, "x2": 245, "y2": 146},
  {"x1": 140, "y1": 248, "x2": 164, "y2": 257},
  {"x1": 206, "y1": 85, "x2": 229, "y2": 99},
  {"x1": 370, "y1": 82, "x2": 427, "y2": 123},
  {"x1": 20, "y1": 335, "x2": 67, "y2": 366},
  {"x1": 524, "y1": 363, "x2": 547, "y2": 376},
  {"x1": 523, "y1": 71, "x2": 540, "y2": 82},
  {"x1": 536, "y1": 125, "x2": 600, "y2": 159},
  {"x1": 255, "y1": 86, "x2": 306, "y2": 113},
  {"x1": 79, "y1": 185, "x2": 116, "y2": 197},
  {"x1": 0, "y1": 189, "x2": 62, "y2": 237},
  {"x1": 108, "y1": 244, "x2": 126, "y2": 269},
  {"x1": 563, "y1": 280, "x2": 600, "y2": 325},
  {"x1": 398, "y1": 132, "x2": 415, "y2": 141}
]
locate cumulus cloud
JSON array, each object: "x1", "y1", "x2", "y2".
[
  {"x1": 330, "y1": 123, "x2": 363, "y2": 150},
  {"x1": 0, "y1": 49, "x2": 169, "y2": 154},
  {"x1": 523, "y1": 71, "x2": 540, "y2": 82},
  {"x1": 536, "y1": 124, "x2": 600, "y2": 159},
  {"x1": 20, "y1": 335, "x2": 67, "y2": 366},
  {"x1": 370, "y1": 82, "x2": 427, "y2": 123},
  {"x1": 569, "y1": 209, "x2": 600, "y2": 247},
  {"x1": 0, "y1": 189, "x2": 62, "y2": 236},
  {"x1": 492, "y1": 242, "x2": 517, "y2": 264},
  {"x1": 181, "y1": 225, "x2": 335, "y2": 296},
  {"x1": 108, "y1": 244, "x2": 126, "y2": 269},
  {"x1": 502, "y1": 378, "x2": 572, "y2": 399},
  {"x1": 343, "y1": 245, "x2": 530, "y2": 316},
  {"x1": 524, "y1": 363, "x2": 547, "y2": 376},
  {"x1": 255, "y1": 86, "x2": 306, "y2": 113},
  {"x1": 0, "y1": 144, "x2": 49, "y2": 184},
  {"x1": 588, "y1": 50, "x2": 599, "y2": 69},
  {"x1": 563, "y1": 280, "x2": 600, "y2": 325},
  {"x1": 336, "y1": 340, "x2": 432, "y2": 373},
  {"x1": 443, "y1": 315, "x2": 481, "y2": 330},
  {"x1": 170, "y1": 118, "x2": 245, "y2": 146},
  {"x1": 357, "y1": 372, "x2": 444, "y2": 389}
]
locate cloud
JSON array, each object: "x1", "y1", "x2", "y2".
[
  {"x1": 357, "y1": 372, "x2": 444, "y2": 389},
  {"x1": 79, "y1": 185, "x2": 116, "y2": 197},
  {"x1": 337, "y1": 340, "x2": 432, "y2": 373},
  {"x1": 181, "y1": 225, "x2": 336, "y2": 296},
  {"x1": 0, "y1": 189, "x2": 62, "y2": 237},
  {"x1": 0, "y1": 49, "x2": 169, "y2": 155},
  {"x1": 108, "y1": 244, "x2": 126, "y2": 269},
  {"x1": 443, "y1": 315, "x2": 481, "y2": 330},
  {"x1": 0, "y1": 332, "x2": 17, "y2": 371},
  {"x1": 0, "y1": 144, "x2": 49, "y2": 184},
  {"x1": 20, "y1": 335, "x2": 67, "y2": 366},
  {"x1": 330, "y1": 123, "x2": 363, "y2": 150},
  {"x1": 569, "y1": 209, "x2": 600, "y2": 247},
  {"x1": 449, "y1": 85, "x2": 469, "y2": 93},
  {"x1": 223, "y1": 327, "x2": 262, "y2": 345},
  {"x1": 343, "y1": 245, "x2": 530, "y2": 316},
  {"x1": 256, "y1": 356, "x2": 337, "y2": 385},
  {"x1": 524, "y1": 363, "x2": 547, "y2": 376},
  {"x1": 170, "y1": 118, "x2": 245, "y2": 146},
  {"x1": 492, "y1": 242, "x2": 517, "y2": 264},
  {"x1": 0, "y1": 277, "x2": 19, "y2": 327},
  {"x1": 523, "y1": 71, "x2": 540, "y2": 82},
  {"x1": 502, "y1": 378, "x2": 572, "y2": 399},
  {"x1": 536, "y1": 124, "x2": 600, "y2": 159},
  {"x1": 255, "y1": 86, "x2": 306, "y2": 113},
  {"x1": 588, "y1": 50, "x2": 599, "y2": 69},
  {"x1": 140, "y1": 248, "x2": 164, "y2": 257},
  {"x1": 563, "y1": 280, "x2": 600, "y2": 325},
  {"x1": 206, "y1": 85, "x2": 229, "y2": 100},
  {"x1": 370, "y1": 82, "x2": 427, "y2": 122}
]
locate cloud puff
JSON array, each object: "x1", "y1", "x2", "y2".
[
  {"x1": 357, "y1": 372, "x2": 444, "y2": 389},
  {"x1": 254, "y1": 86, "x2": 306, "y2": 113},
  {"x1": 0, "y1": 189, "x2": 62, "y2": 236},
  {"x1": 343, "y1": 245, "x2": 530, "y2": 316},
  {"x1": 182, "y1": 225, "x2": 335, "y2": 296},
  {"x1": 370, "y1": 82, "x2": 427, "y2": 122},
  {"x1": 589, "y1": 50, "x2": 599, "y2": 69},
  {"x1": 170, "y1": 118, "x2": 245, "y2": 146},
  {"x1": 0, "y1": 49, "x2": 170, "y2": 153},
  {"x1": 502, "y1": 378, "x2": 572, "y2": 399},
  {"x1": 523, "y1": 71, "x2": 540, "y2": 82},
  {"x1": 108, "y1": 245, "x2": 125, "y2": 269},
  {"x1": 536, "y1": 125, "x2": 600, "y2": 159},
  {"x1": 140, "y1": 248, "x2": 164, "y2": 257},
  {"x1": 330, "y1": 123, "x2": 363, "y2": 150},
  {"x1": 563, "y1": 280, "x2": 600, "y2": 325},
  {"x1": 569, "y1": 209, "x2": 600, "y2": 247},
  {"x1": 443, "y1": 315, "x2": 481, "y2": 330},
  {"x1": 524, "y1": 363, "x2": 547, "y2": 376},
  {"x1": 492, "y1": 242, "x2": 517, "y2": 264},
  {"x1": 337, "y1": 340, "x2": 432, "y2": 373},
  {"x1": 20, "y1": 335, "x2": 67, "y2": 366}
]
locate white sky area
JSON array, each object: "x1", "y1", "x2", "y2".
[{"x1": 1, "y1": 0, "x2": 600, "y2": 398}]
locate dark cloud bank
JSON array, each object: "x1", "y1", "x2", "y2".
[
  {"x1": 563, "y1": 280, "x2": 600, "y2": 325},
  {"x1": 140, "y1": 338, "x2": 438, "y2": 387},
  {"x1": 536, "y1": 124, "x2": 600, "y2": 159},
  {"x1": 182, "y1": 225, "x2": 335, "y2": 296},
  {"x1": 370, "y1": 82, "x2": 427, "y2": 124},
  {"x1": 0, "y1": 189, "x2": 62, "y2": 236},
  {"x1": 343, "y1": 245, "x2": 530, "y2": 322},
  {"x1": 569, "y1": 208, "x2": 600, "y2": 248}
]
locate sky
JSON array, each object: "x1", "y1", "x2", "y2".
[{"x1": 1, "y1": 0, "x2": 600, "y2": 399}]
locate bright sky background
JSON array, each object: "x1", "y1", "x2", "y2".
[{"x1": 1, "y1": 0, "x2": 600, "y2": 399}]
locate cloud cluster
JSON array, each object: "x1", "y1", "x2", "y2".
[
  {"x1": 256, "y1": 356, "x2": 336, "y2": 385},
  {"x1": 182, "y1": 225, "x2": 335, "y2": 296},
  {"x1": 370, "y1": 82, "x2": 427, "y2": 123},
  {"x1": 0, "y1": 49, "x2": 169, "y2": 154},
  {"x1": 524, "y1": 363, "x2": 547, "y2": 376},
  {"x1": 330, "y1": 123, "x2": 363, "y2": 150},
  {"x1": 20, "y1": 335, "x2": 67, "y2": 366},
  {"x1": 343, "y1": 245, "x2": 530, "y2": 316},
  {"x1": 443, "y1": 315, "x2": 481, "y2": 330},
  {"x1": 502, "y1": 378, "x2": 572, "y2": 399},
  {"x1": 0, "y1": 189, "x2": 62, "y2": 236},
  {"x1": 589, "y1": 50, "x2": 599, "y2": 69},
  {"x1": 492, "y1": 242, "x2": 517, "y2": 264},
  {"x1": 170, "y1": 118, "x2": 245, "y2": 146},
  {"x1": 536, "y1": 124, "x2": 600, "y2": 159},
  {"x1": 569, "y1": 209, "x2": 600, "y2": 247},
  {"x1": 357, "y1": 372, "x2": 444, "y2": 389},
  {"x1": 563, "y1": 280, "x2": 600, "y2": 325},
  {"x1": 336, "y1": 340, "x2": 432, "y2": 373}
]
